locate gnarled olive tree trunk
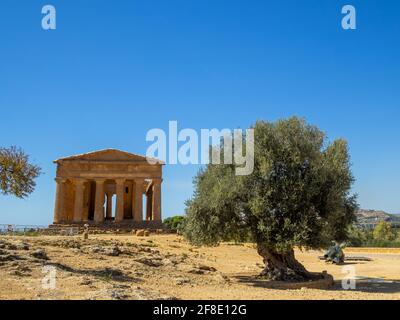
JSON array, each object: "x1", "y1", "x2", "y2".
[{"x1": 257, "y1": 243, "x2": 320, "y2": 281}]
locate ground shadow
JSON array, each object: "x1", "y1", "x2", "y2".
[
  {"x1": 48, "y1": 262, "x2": 136, "y2": 282},
  {"x1": 333, "y1": 278, "x2": 400, "y2": 294},
  {"x1": 233, "y1": 273, "x2": 400, "y2": 294},
  {"x1": 337, "y1": 262, "x2": 367, "y2": 265},
  {"x1": 233, "y1": 273, "x2": 332, "y2": 290}
]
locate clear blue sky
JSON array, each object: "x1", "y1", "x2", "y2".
[{"x1": 1, "y1": 0, "x2": 399, "y2": 225}]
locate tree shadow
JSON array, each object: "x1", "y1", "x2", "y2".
[
  {"x1": 233, "y1": 273, "x2": 400, "y2": 294},
  {"x1": 233, "y1": 273, "x2": 333, "y2": 290},
  {"x1": 48, "y1": 262, "x2": 136, "y2": 282},
  {"x1": 333, "y1": 278, "x2": 400, "y2": 294},
  {"x1": 329, "y1": 262, "x2": 367, "y2": 266}
]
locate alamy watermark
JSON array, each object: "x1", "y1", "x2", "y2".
[
  {"x1": 42, "y1": 265, "x2": 57, "y2": 290},
  {"x1": 145, "y1": 121, "x2": 254, "y2": 176},
  {"x1": 41, "y1": 5, "x2": 56, "y2": 30},
  {"x1": 40, "y1": 4, "x2": 356, "y2": 31},
  {"x1": 342, "y1": 5, "x2": 357, "y2": 30},
  {"x1": 341, "y1": 265, "x2": 357, "y2": 290}
]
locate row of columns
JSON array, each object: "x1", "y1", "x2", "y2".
[{"x1": 53, "y1": 178, "x2": 162, "y2": 224}]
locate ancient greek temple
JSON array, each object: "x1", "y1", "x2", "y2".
[{"x1": 52, "y1": 149, "x2": 164, "y2": 228}]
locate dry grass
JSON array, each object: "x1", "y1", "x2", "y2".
[{"x1": 1, "y1": 234, "x2": 399, "y2": 300}]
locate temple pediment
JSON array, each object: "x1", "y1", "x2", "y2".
[{"x1": 54, "y1": 149, "x2": 163, "y2": 164}]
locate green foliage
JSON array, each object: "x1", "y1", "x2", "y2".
[
  {"x1": 163, "y1": 216, "x2": 186, "y2": 232},
  {"x1": 0, "y1": 146, "x2": 41, "y2": 198},
  {"x1": 365, "y1": 239, "x2": 400, "y2": 248},
  {"x1": 183, "y1": 117, "x2": 358, "y2": 252},
  {"x1": 373, "y1": 221, "x2": 396, "y2": 241},
  {"x1": 346, "y1": 225, "x2": 400, "y2": 248},
  {"x1": 12, "y1": 230, "x2": 41, "y2": 237},
  {"x1": 347, "y1": 226, "x2": 372, "y2": 247}
]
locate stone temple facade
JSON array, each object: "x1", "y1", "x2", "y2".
[{"x1": 52, "y1": 149, "x2": 164, "y2": 228}]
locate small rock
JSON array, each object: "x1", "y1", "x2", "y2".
[
  {"x1": 80, "y1": 278, "x2": 92, "y2": 286},
  {"x1": 188, "y1": 268, "x2": 205, "y2": 275},
  {"x1": 197, "y1": 264, "x2": 217, "y2": 272},
  {"x1": 110, "y1": 290, "x2": 127, "y2": 300},
  {"x1": 174, "y1": 278, "x2": 190, "y2": 285},
  {"x1": 9, "y1": 265, "x2": 31, "y2": 277},
  {"x1": 136, "y1": 230, "x2": 145, "y2": 237},
  {"x1": 15, "y1": 242, "x2": 29, "y2": 251},
  {"x1": 6, "y1": 244, "x2": 17, "y2": 250},
  {"x1": 180, "y1": 253, "x2": 188, "y2": 260},
  {"x1": 213, "y1": 273, "x2": 229, "y2": 283},
  {"x1": 0, "y1": 254, "x2": 20, "y2": 262},
  {"x1": 135, "y1": 257, "x2": 163, "y2": 267},
  {"x1": 113, "y1": 284, "x2": 130, "y2": 289},
  {"x1": 103, "y1": 246, "x2": 121, "y2": 256},
  {"x1": 88, "y1": 246, "x2": 103, "y2": 254},
  {"x1": 162, "y1": 258, "x2": 175, "y2": 266},
  {"x1": 31, "y1": 249, "x2": 48, "y2": 260}
]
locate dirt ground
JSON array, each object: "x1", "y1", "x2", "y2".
[{"x1": 0, "y1": 234, "x2": 399, "y2": 300}]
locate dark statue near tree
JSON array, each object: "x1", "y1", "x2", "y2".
[{"x1": 323, "y1": 242, "x2": 345, "y2": 264}]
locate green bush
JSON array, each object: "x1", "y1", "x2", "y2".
[
  {"x1": 373, "y1": 221, "x2": 396, "y2": 241},
  {"x1": 347, "y1": 226, "x2": 368, "y2": 247},
  {"x1": 163, "y1": 216, "x2": 186, "y2": 232},
  {"x1": 363, "y1": 239, "x2": 400, "y2": 248},
  {"x1": 347, "y1": 225, "x2": 400, "y2": 247},
  {"x1": 9, "y1": 230, "x2": 41, "y2": 237}
]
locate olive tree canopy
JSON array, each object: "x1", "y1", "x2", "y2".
[
  {"x1": 0, "y1": 146, "x2": 41, "y2": 198},
  {"x1": 183, "y1": 117, "x2": 357, "y2": 281}
]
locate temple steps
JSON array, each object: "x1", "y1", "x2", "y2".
[{"x1": 45, "y1": 221, "x2": 169, "y2": 235}]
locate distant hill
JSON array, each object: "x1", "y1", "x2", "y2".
[{"x1": 356, "y1": 209, "x2": 400, "y2": 227}]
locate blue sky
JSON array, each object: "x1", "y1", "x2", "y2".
[{"x1": 0, "y1": 0, "x2": 399, "y2": 225}]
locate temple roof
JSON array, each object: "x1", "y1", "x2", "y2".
[{"x1": 54, "y1": 149, "x2": 164, "y2": 164}]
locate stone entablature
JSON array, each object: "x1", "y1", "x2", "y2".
[{"x1": 53, "y1": 149, "x2": 164, "y2": 226}]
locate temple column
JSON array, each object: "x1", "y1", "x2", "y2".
[
  {"x1": 106, "y1": 192, "x2": 113, "y2": 220},
  {"x1": 152, "y1": 178, "x2": 162, "y2": 222},
  {"x1": 133, "y1": 179, "x2": 143, "y2": 222},
  {"x1": 53, "y1": 178, "x2": 66, "y2": 224},
  {"x1": 73, "y1": 179, "x2": 85, "y2": 223},
  {"x1": 94, "y1": 179, "x2": 106, "y2": 223},
  {"x1": 115, "y1": 179, "x2": 125, "y2": 222},
  {"x1": 82, "y1": 182, "x2": 90, "y2": 222},
  {"x1": 146, "y1": 190, "x2": 153, "y2": 220}
]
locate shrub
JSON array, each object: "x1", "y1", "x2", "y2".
[
  {"x1": 373, "y1": 221, "x2": 396, "y2": 241},
  {"x1": 163, "y1": 216, "x2": 186, "y2": 232}
]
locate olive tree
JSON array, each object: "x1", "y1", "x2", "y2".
[
  {"x1": 0, "y1": 146, "x2": 41, "y2": 198},
  {"x1": 373, "y1": 221, "x2": 395, "y2": 241},
  {"x1": 183, "y1": 117, "x2": 357, "y2": 281}
]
